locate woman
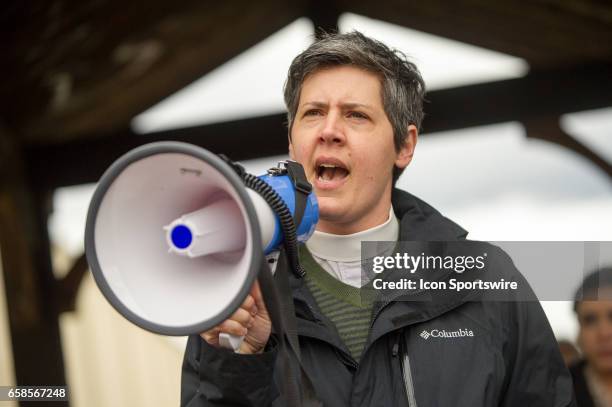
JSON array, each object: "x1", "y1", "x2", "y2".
[{"x1": 572, "y1": 267, "x2": 612, "y2": 406}]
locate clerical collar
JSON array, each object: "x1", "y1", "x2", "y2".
[{"x1": 305, "y1": 208, "x2": 399, "y2": 262}]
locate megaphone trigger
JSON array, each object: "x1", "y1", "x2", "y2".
[{"x1": 218, "y1": 333, "x2": 245, "y2": 352}]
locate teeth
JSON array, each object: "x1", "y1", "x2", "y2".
[
  {"x1": 316, "y1": 162, "x2": 348, "y2": 182},
  {"x1": 318, "y1": 166, "x2": 337, "y2": 181},
  {"x1": 319, "y1": 172, "x2": 332, "y2": 181}
]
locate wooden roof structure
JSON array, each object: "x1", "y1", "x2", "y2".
[{"x1": 1, "y1": 1, "x2": 611, "y2": 403}]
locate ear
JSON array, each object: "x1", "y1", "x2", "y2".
[{"x1": 394, "y1": 124, "x2": 418, "y2": 169}]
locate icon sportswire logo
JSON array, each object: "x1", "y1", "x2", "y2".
[{"x1": 419, "y1": 328, "x2": 474, "y2": 340}]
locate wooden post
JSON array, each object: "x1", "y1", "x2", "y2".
[{"x1": 0, "y1": 129, "x2": 68, "y2": 406}]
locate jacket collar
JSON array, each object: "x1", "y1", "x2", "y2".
[
  {"x1": 362, "y1": 189, "x2": 474, "y2": 344},
  {"x1": 392, "y1": 188, "x2": 468, "y2": 241}
]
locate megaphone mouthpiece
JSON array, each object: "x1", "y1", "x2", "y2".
[
  {"x1": 164, "y1": 198, "x2": 246, "y2": 258},
  {"x1": 169, "y1": 225, "x2": 192, "y2": 249}
]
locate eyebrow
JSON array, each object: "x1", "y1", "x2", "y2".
[{"x1": 301, "y1": 101, "x2": 374, "y2": 110}]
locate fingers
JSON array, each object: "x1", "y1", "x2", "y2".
[
  {"x1": 229, "y1": 307, "x2": 255, "y2": 329},
  {"x1": 201, "y1": 319, "x2": 247, "y2": 344},
  {"x1": 218, "y1": 319, "x2": 248, "y2": 337},
  {"x1": 241, "y1": 294, "x2": 256, "y2": 315},
  {"x1": 250, "y1": 280, "x2": 268, "y2": 313},
  {"x1": 200, "y1": 326, "x2": 220, "y2": 344},
  {"x1": 200, "y1": 297, "x2": 256, "y2": 345},
  {"x1": 200, "y1": 281, "x2": 267, "y2": 348}
]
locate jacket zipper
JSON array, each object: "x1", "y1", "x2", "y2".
[
  {"x1": 400, "y1": 338, "x2": 418, "y2": 407},
  {"x1": 300, "y1": 294, "x2": 417, "y2": 401},
  {"x1": 368, "y1": 299, "x2": 420, "y2": 407}
]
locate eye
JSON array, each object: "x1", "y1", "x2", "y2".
[
  {"x1": 303, "y1": 109, "x2": 323, "y2": 117},
  {"x1": 581, "y1": 312, "x2": 598, "y2": 327},
  {"x1": 347, "y1": 111, "x2": 368, "y2": 120}
]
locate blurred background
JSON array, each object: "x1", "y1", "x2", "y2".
[{"x1": 1, "y1": 1, "x2": 611, "y2": 406}]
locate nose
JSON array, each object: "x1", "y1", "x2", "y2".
[
  {"x1": 319, "y1": 111, "x2": 346, "y2": 146},
  {"x1": 601, "y1": 318, "x2": 612, "y2": 338}
]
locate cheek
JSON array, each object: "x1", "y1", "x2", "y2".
[
  {"x1": 353, "y1": 146, "x2": 394, "y2": 183},
  {"x1": 291, "y1": 143, "x2": 310, "y2": 162},
  {"x1": 580, "y1": 330, "x2": 598, "y2": 351}
]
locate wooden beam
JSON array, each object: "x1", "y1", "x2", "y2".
[
  {"x1": 0, "y1": 130, "x2": 68, "y2": 404},
  {"x1": 25, "y1": 113, "x2": 290, "y2": 189},
  {"x1": 23, "y1": 61, "x2": 612, "y2": 189},
  {"x1": 525, "y1": 117, "x2": 612, "y2": 179},
  {"x1": 422, "y1": 61, "x2": 612, "y2": 134},
  {"x1": 345, "y1": 0, "x2": 612, "y2": 68},
  {"x1": 7, "y1": 0, "x2": 612, "y2": 146},
  {"x1": 308, "y1": 0, "x2": 341, "y2": 36},
  {"x1": 3, "y1": 1, "x2": 304, "y2": 144}
]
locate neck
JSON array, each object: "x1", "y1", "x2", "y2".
[
  {"x1": 316, "y1": 209, "x2": 391, "y2": 235},
  {"x1": 306, "y1": 207, "x2": 399, "y2": 262},
  {"x1": 316, "y1": 188, "x2": 393, "y2": 235}
]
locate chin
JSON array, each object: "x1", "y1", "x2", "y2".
[
  {"x1": 593, "y1": 362, "x2": 612, "y2": 375},
  {"x1": 592, "y1": 354, "x2": 612, "y2": 371},
  {"x1": 318, "y1": 209, "x2": 345, "y2": 224},
  {"x1": 316, "y1": 197, "x2": 346, "y2": 219}
]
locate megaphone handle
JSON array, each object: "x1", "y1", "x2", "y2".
[{"x1": 218, "y1": 333, "x2": 245, "y2": 352}]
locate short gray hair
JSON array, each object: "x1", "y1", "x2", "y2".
[{"x1": 283, "y1": 31, "x2": 426, "y2": 183}]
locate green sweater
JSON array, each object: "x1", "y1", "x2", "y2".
[{"x1": 300, "y1": 246, "x2": 374, "y2": 362}]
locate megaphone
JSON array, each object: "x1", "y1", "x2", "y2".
[{"x1": 85, "y1": 141, "x2": 318, "y2": 340}]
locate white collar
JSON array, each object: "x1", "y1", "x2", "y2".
[{"x1": 305, "y1": 207, "x2": 399, "y2": 262}]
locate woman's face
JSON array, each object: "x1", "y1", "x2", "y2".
[
  {"x1": 288, "y1": 66, "x2": 415, "y2": 234},
  {"x1": 577, "y1": 295, "x2": 612, "y2": 374}
]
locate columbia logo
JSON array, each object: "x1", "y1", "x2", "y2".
[{"x1": 419, "y1": 328, "x2": 474, "y2": 340}]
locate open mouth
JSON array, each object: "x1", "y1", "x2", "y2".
[{"x1": 315, "y1": 159, "x2": 350, "y2": 183}]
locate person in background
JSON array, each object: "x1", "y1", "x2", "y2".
[{"x1": 571, "y1": 267, "x2": 612, "y2": 407}]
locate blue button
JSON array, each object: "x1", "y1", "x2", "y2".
[{"x1": 171, "y1": 225, "x2": 193, "y2": 249}]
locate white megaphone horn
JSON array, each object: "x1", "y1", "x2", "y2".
[{"x1": 84, "y1": 142, "x2": 318, "y2": 347}]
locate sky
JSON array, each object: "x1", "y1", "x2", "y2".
[{"x1": 46, "y1": 13, "x2": 612, "y2": 342}]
